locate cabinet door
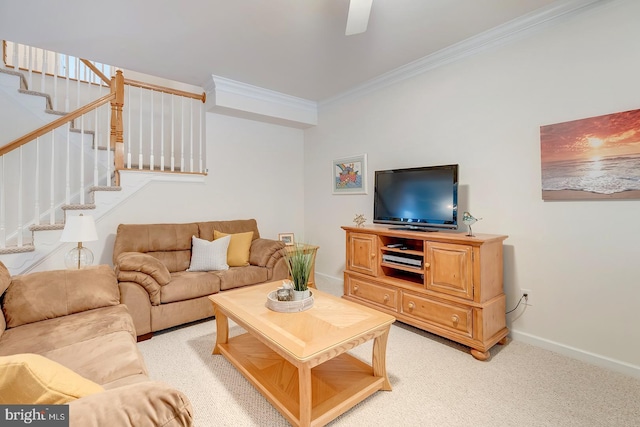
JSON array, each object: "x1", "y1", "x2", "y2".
[
  {"x1": 347, "y1": 232, "x2": 378, "y2": 276},
  {"x1": 425, "y1": 242, "x2": 473, "y2": 299}
]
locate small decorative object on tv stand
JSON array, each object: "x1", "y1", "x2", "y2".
[
  {"x1": 353, "y1": 214, "x2": 366, "y2": 227},
  {"x1": 462, "y1": 211, "x2": 482, "y2": 237}
]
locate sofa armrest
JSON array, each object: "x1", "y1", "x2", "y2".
[
  {"x1": 249, "y1": 238, "x2": 286, "y2": 268},
  {"x1": 115, "y1": 252, "x2": 172, "y2": 306},
  {"x1": 69, "y1": 381, "x2": 193, "y2": 427}
]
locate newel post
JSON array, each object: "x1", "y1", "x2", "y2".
[{"x1": 110, "y1": 70, "x2": 125, "y2": 185}]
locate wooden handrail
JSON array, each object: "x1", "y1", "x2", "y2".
[
  {"x1": 0, "y1": 92, "x2": 115, "y2": 157},
  {"x1": 80, "y1": 59, "x2": 110, "y2": 86},
  {"x1": 124, "y1": 78, "x2": 206, "y2": 102}
]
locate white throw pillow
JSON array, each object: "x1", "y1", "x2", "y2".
[{"x1": 187, "y1": 235, "x2": 230, "y2": 271}]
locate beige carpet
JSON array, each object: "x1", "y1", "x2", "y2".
[{"x1": 138, "y1": 310, "x2": 640, "y2": 427}]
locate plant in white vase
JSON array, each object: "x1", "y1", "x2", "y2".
[{"x1": 282, "y1": 242, "x2": 314, "y2": 300}]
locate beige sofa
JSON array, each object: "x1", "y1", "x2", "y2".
[
  {"x1": 0, "y1": 262, "x2": 192, "y2": 426},
  {"x1": 113, "y1": 218, "x2": 288, "y2": 339}
]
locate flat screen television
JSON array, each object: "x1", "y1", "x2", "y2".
[{"x1": 373, "y1": 164, "x2": 458, "y2": 231}]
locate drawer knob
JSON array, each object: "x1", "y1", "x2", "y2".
[
  {"x1": 371, "y1": 253, "x2": 375, "y2": 259},
  {"x1": 451, "y1": 315, "x2": 459, "y2": 325},
  {"x1": 353, "y1": 285, "x2": 359, "y2": 293},
  {"x1": 408, "y1": 301, "x2": 415, "y2": 310},
  {"x1": 424, "y1": 262, "x2": 430, "y2": 269},
  {"x1": 383, "y1": 294, "x2": 390, "y2": 302}
]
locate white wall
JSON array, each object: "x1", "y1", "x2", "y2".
[
  {"x1": 304, "y1": 0, "x2": 640, "y2": 372},
  {"x1": 36, "y1": 112, "x2": 305, "y2": 269}
]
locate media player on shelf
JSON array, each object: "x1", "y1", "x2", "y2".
[{"x1": 382, "y1": 254, "x2": 422, "y2": 267}]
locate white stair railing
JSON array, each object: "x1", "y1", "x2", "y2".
[
  {"x1": 1, "y1": 40, "x2": 207, "y2": 253},
  {"x1": 3, "y1": 40, "x2": 112, "y2": 113},
  {"x1": 121, "y1": 79, "x2": 206, "y2": 173},
  {"x1": 0, "y1": 96, "x2": 115, "y2": 251}
]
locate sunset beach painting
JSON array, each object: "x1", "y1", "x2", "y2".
[{"x1": 540, "y1": 108, "x2": 640, "y2": 200}]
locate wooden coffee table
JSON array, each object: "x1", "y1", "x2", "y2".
[{"x1": 209, "y1": 281, "x2": 395, "y2": 427}]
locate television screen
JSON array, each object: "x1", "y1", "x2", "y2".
[{"x1": 373, "y1": 164, "x2": 458, "y2": 231}]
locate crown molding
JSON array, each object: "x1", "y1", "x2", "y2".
[
  {"x1": 205, "y1": 74, "x2": 317, "y2": 128},
  {"x1": 320, "y1": 0, "x2": 613, "y2": 108}
]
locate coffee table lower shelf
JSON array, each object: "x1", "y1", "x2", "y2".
[{"x1": 216, "y1": 333, "x2": 385, "y2": 427}]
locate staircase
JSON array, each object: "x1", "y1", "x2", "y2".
[{"x1": 0, "y1": 41, "x2": 207, "y2": 274}]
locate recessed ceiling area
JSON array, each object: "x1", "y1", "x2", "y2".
[{"x1": 0, "y1": 0, "x2": 588, "y2": 101}]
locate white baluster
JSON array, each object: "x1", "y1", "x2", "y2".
[
  {"x1": 189, "y1": 98, "x2": 194, "y2": 172},
  {"x1": 17, "y1": 147, "x2": 23, "y2": 247},
  {"x1": 76, "y1": 59, "x2": 80, "y2": 110},
  {"x1": 11, "y1": 41, "x2": 18, "y2": 70},
  {"x1": 139, "y1": 87, "x2": 143, "y2": 169},
  {"x1": 34, "y1": 137, "x2": 40, "y2": 225},
  {"x1": 28, "y1": 46, "x2": 33, "y2": 89},
  {"x1": 80, "y1": 113, "x2": 85, "y2": 204},
  {"x1": 0, "y1": 155, "x2": 5, "y2": 248},
  {"x1": 127, "y1": 86, "x2": 132, "y2": 169},
  {"x1": 94, "y1": 102, "x2": 99, "y2": 186},
  {"x1": 160, "y1": 91, "x2": 165, "y2": 171},
  {"x1": 50, "y1": 132, "x2": 56, "y2": 225},
  {"x1": 180, "y1": 97, "x2": 185, "y2": 172},
  {"x1": 65, "y1": 55, "x2": 70, "y2": 112},
  {"x1": 65, "y1": 124, "x2": 71, "y2": 204},
  {"x1": 21, "y1": 43, "x2": 28, "y2": 72},
  {"x1": 53, "y1": 52, "x2": 59, "y2": 110},
  {"x1": 150, "y1": 90, "x2": 154, "y2": 171},
  {"x1": 41, "y1": 48, "x2": 47, "y2": 94},
  {"x1": 171, "y1": 95, "x2": 175, "y2": 171},
  {"x1": 200, "y1": 101, "x2": 204, "y2": 173},
  {"x1": 104, "y1": 104, "x2": 111, "y2": 186}
]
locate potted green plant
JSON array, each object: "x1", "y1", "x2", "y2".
[{"x1": 281, "y1": 243, "x2": 314, "y2": 300}]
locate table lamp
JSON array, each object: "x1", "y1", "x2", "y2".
[{"x1": 60, "y1": 213, "x2": 98, "y2": 269}]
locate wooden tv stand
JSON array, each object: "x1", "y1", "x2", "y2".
[{"x1": 342, "y1": 225, "x2": 509, "y2": 360}]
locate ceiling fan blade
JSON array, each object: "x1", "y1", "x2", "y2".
[{"x1": 345, "y1": 0, "x2": 373, "y2": 36}]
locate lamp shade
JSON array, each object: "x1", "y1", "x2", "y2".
[{"x1": 60, "y1": 215, "x2": 98, "y2": 243}]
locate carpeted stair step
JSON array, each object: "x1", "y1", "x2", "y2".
[
  {"x1": 61, "y1": 204, "x2": 96, "y2": 212},
  {"x1": 29, "y1": 223, "x2": 65, "y2": 232},
  {"x1": 0, "y1": 67, "x2": 28, "y2": 90},
  {"x1": 0, "y1": 244, "x2": 35, "y2": 255},
  {"x1": 90, "y1": 186, "x2": 121, "y2": 192},
  {"x1": 17, "y1": 88, "x2": 53, "y2": 110}
]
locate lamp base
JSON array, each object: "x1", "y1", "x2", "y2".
[{"x1": 64, "y1": 245, "x2": 94, "y2": 269}]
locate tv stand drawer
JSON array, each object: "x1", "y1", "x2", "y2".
[
  {"x1": 401, "y1": 291, "x2": 472, "y2": 337},
  {"x1": 345, "y1": 276, "x2": 398, "y2": 312}
]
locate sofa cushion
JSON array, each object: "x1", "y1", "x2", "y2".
[
  {"x1": 186, "y1": 235, "x2": 230, "y2": 272},
  {"x1": 160, "y1": 271, "x2": 221, "y2": 304},
  {"x1": 197, "y1": 219, "x2": 261, "y2": 241},
  {"x1": 3, "y1": 265, "x2": 119, "y2": 328},
  {"x1": 113, "y1": 223, "x2": 198, "y2": 272},
  {"x1": 0, "y1": 305, "x2": 136, "y2": 357},
  {"x1": 41, "y1": 332, "x2": 147, "y2": 386},
  {"x1": 214, "y1": 230, "x2": 253, "y2": 267},
  {"x1": 215, "y1": 266, "x2": 269, "y2": 291},
  {"x1": 0, "y1": 353, "x2": 104, "y2": 404}
]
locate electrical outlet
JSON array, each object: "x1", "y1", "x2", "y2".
[{"x1": 522, "y1": 289, "x2": 532, "y2": 306}]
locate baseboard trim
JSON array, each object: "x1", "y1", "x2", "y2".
[
  {"x1": 317, "y1": 272, "x2": 639, "y2": 379},
  {"x1": 510, "y1": 330, "x2": 640, "y2": 379}
]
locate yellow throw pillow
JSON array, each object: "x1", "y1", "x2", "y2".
[
  {"x1": 0, "y1": 353, "x2": 104, "y2": 404},
  {"x1": 213, "y1": 230, "x2": 253, "y2": 267}
]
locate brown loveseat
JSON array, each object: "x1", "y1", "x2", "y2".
[
  {"x1": 0, "y1": 262, "x2": 192, "y2": 426},
  {"x1": 113, "y1": 218, "x2": 288, "y2": 339}
]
